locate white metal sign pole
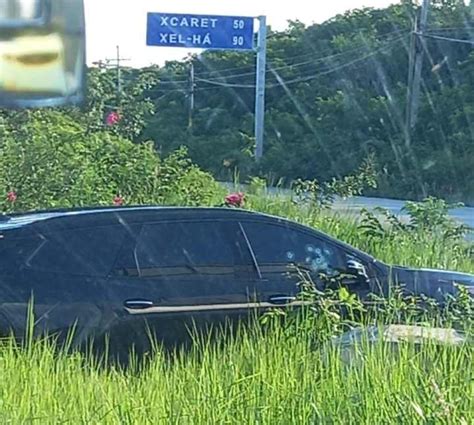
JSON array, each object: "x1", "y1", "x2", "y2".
[{"x1": 254, "y1": 15, "x2": 267, "y2": 160}]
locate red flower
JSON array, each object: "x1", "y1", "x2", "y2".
[
  {"x1": 225, "y1": 192, "x2": 245, "y2": 208},
  {"x1": 106, "y1": 111, "x2": 121, "y2": 126},
  {"x1": 6, "y1": 191, "x2": 17, "y2": 203},
  {"x1": 113, "y1": 195, "x2": 124, "y2": 206}
]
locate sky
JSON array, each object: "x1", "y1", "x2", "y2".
[{"x1": 84, "y1": 0, "x2": 398, "y2": 68}]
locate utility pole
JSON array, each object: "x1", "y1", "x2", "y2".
[
  {"x1": 405, "y1": 0, "x2": 430, "y2": 146},
  {"x1": 405, "y1": 16, "x2": 416, "y2": 146},
  {"x1": 116, "y1": 45, "x2": 122, "y2": 102},
  {"x1": 188, "y1": 61, "x2": 195, "y2": 129},
  {"x1": 92, "y1": 45, "x2": 130, "y2": 105},
  {"x1": 254, "y1": 16, "x2": 267, "y2": 160}
]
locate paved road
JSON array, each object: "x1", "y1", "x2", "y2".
[
  {"x1": 332, "y1": 196, "x2": 474, "y2": 231},
  {"x1": 222, "y1": 183, "x2": 474, "y2": 240}
]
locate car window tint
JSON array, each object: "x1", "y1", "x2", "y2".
[
  {"x1": 243, "y1": 221, "x2": 345, "y2": 276},
  {"x1": 0, "y1": 236, "x2": 44, "y2": 272},
  {"x1": 136, "y1": 221, "x2": 237, "y2": 276},
  {"x1": 111, "y1": 233, "x2": 141, "y2": 277},
  {"x1": 27, "y1": 226, "x2": 126, "y2": 276}
]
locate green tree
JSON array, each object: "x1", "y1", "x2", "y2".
[
  {"x1": 0, "y1": 111, "x2": 221, "y2": 212},
  {"x1": 135, "y1": 1, "x2": 474, "y2": 204}
]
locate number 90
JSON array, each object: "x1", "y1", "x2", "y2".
[{"x1": 232, "y1": 36, "x2": 244, "y2": 46}]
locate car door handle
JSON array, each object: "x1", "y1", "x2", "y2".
[
  {"x1": 268, "y1": 295, "x2": 297, "y2": 305},
  {"x1": 124, "y1": 299, "x2": 154, "y2": 310}
]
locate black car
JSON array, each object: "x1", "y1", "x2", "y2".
[{"x1": 0, "y1": 206, "x2": 473, "y2": 351}]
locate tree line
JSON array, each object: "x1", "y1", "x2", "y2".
[
  {"x1": 2, "y1": 0, "x2": 473, "y2": 205},
  {"x1": 139, "y1": 0, "x2": 474, "y2": 204}
]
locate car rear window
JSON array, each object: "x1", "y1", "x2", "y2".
[
  {"x1": 25, "y1": 226, "x2": 126, "y2": 276},
  {"x1": 0, "y1": 236, "x2": 43, "y2": 273}
]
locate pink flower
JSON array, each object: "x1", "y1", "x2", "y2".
[
  {"x1": 113, "y1": 195, "x2": 124, "y2": 206},
  {"x1": 6, "y1": 191, "x2": 17, "y2": 203},
  {"x1": 225, "y1": 192, "x2": 245, "y2": 208},
  {"x1": 106, "y1": 111, "x2": 121, "y2": 126}
]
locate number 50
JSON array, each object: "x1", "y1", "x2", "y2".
[{"x1": 233, "y1": 19, "x2": 245, "y2": 29}]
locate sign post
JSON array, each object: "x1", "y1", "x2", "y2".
[
  {"x1": 254, "y1": 16, "x2": 267, "y2": 160},
  {"x1": 146, "y1": 12, "x2": 267, "y2": 159}
]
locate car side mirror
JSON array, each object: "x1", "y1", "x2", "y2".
[
  {"x1": 346, "y1": 259, "x2": 370, "y2": 285},
  {"x1": 0, "y1": 0, "x2": 86, "y2": 108}
]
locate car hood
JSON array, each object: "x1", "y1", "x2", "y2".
[{"x1": 391, "y1": 266, "x2": 474, "y2": 301}]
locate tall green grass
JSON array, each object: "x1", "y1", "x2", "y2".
[
  {"x1": 1, "y1": 192, "x2": 472, "y2": 423},
  {"x1": 0, "y1": 321, "x2": 472, "y2": 424}
]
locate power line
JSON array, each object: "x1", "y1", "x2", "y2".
[
  {"x1": 194, "y1": 35, "x2": 406, "y2": 90},
  {"x1": 153, "y1": 28, "x2": 410, "y2": 86},
  {"x1": 147, "y1": 30, "x2": 407, "y2": 98},
  {"x1": 194, "y1": 27, "x2": 408, "y2": 78},
  {"x1": 155, "y1": 79, "x2": 189, "y2": 86},
  {"x1": 189, "y1": 62, "x2": 255, "y2": 79},
  {"x1": 146, "y1": 85, "x2": 220, "y2": 94},
  {"x1": 194, "y1": 86, "x2": 228, "y2": 92},
  {"x1": 268, "y1": 37, "x2": 407, "y2": 87},
  {"x1": 426, "y1": 26, "x2": 474, "y2": 32},
  {"x1": 148, "y1": 30, "x2": 408, "y2": 88},
  {"x1": 145, "y1": 87, "x2": 187, "y2": 93},
  {"x1": 196, "y1": 28, "x2": 410, "y2": 82},
  {"x1": 417, "y1": 32, "x2": 474, "y2": 45},
  {"x1": 195, "y1": 76, "x2": 255, "y2": 88},
  {"x1": 201, "y1": 43, "x2": 374, "y2": 82}
]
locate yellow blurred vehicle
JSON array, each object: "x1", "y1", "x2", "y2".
[
  {"x1": 0, "y1": 0, "x2": 85, "y2": 107},
  {"x1": 0, "y1": 33, "x2": 68, "y2": 95}
]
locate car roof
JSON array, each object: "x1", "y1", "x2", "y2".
[
  {"x1": 0, "y1": 206, "x2": 265, "y2": 230},
  {"x1": 0, "y1": 205, "x2": 377, "y2": 263}
]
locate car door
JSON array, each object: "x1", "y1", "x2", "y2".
[
  {"x1": 0, "y1": 224, "x2": 127, "y2": 346},
  {"x1": 106, "y1": 219, "x2": 257, "y2": 347},
  {"x1": 240, "y1": 220, "x2": 374, "y2": 307}
]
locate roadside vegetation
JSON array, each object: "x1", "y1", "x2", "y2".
[
  {"x1": 0, "y1": 315, "x2": 472, "y2": 424},
  {"x1": 1, "y1": 18, "x2": 473, "y2": 418},
  {"x1": 3, "y1": 2, "x2": 474, "y2": 205},
  {"x1": 0, "y1": 145, "x2": 472, "y2": 422}
]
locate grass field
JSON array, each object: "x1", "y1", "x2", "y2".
[
  {"x1": 0, "y1": 320, "x2": 472, "y2": 424},
  {"x1": 0, "y1": 194, "x2": 473, "y2": 424}
]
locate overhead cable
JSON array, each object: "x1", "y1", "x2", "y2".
[
  {"x1": 194, "y1": 35, "x2": 407, "y2": 89},
  {"x1": 417, "y1": 32, "x2": 474, "y2": 45}
]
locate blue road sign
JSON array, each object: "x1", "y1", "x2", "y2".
[{"x1": 146, "y1": 13, "x2": 254, "y2": 50}]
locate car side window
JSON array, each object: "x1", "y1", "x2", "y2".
[
  {"x1": 242, "y1": 221, "x2": 346, "y2": 277},
  {"x1": 26, "y1": 226, "x2": 126, "y2": 276},
  {"x1": 134, "y1": 221, "x2": 246, "y2": 277},
  {"x1": 0, "y1": 236, "x2": 44, "y2": 272},
  {"x1": 110, "y1": 231, "x2": 141, "y2": 277}
]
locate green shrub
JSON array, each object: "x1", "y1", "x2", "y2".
[{"x1": 0, "y1": 111, "x2": 222, "y2": 212}]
